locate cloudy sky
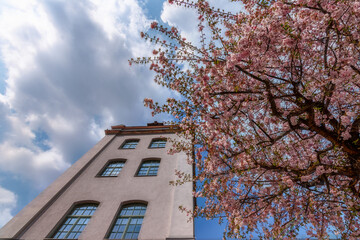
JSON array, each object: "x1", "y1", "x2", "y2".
[{"x1": 0, "y1": 0, "x2": 241, "y2": 238}]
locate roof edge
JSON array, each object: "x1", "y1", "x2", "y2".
[{"x1": 105, "y1": 122, "x2": 179, "y2": 135}]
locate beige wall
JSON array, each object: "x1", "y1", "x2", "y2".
[{"x1": 0, "y1": 132, "x2": 194, "y2": 240}]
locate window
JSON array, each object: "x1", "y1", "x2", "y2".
[
  {"x1": 149, "y1": 139, "x2": 166, "y2": 148},
  {"x1": 52, "y1": 204, "x2": 98, "y2": 239},
  {"x1": 120, "y1": 140, "x2": 139, "y2": 149},
  {"x1": 100, "y1": 161, "x2": 125, "y2": 177},
  {"x1": 137, "y1": 160, "x2": 160, "y2": 176},
  {"x1": 108, "y1": 204, "x2": 147, "y2": 240}
]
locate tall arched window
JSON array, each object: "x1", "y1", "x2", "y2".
[
  {"x1": 52, "y1": 203, "x2": 98, "y2": 239},
  {"x1": 108, "y1": 203, "x2": 147, "y2": 239}
]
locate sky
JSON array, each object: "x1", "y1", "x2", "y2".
[{"x1": 0, "y1": 0, "x2": 243, "y2": 239}]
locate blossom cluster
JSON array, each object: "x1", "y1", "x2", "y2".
[{"x1": 132, "y1": 0, "x2": 360, "y2": 238}]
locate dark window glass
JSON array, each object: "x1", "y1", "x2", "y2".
[
  {"x1": 52, "y1": 204, "x2": 97, "y2": 239},
  {"x1": 101, "y1": 161, "x2": 125, "y2": 177},
  {"x1": 149, "y1": 139, "x2": 166, "y2": 148},
  {"x1": 108, "y1": 204, "x2": 147, "y2": 240},
  {"x1": 137, "y1": 161, "x2": 160, "y2": 176}
]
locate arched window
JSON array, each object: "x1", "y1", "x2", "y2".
[
  {"x1": 136, "y1": 160, "x2": 160, "y2": 176},
  {"x1": 99, "y1": 160, "x2": 125, "y2": 177},
  {"x1": 108, "y1": 203, "x2": 147, "y2": 239},
  {"x1": 52, "y1": 203, "x2": 98, "y2": 239}
]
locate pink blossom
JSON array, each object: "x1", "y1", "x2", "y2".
[
  {"x1": 150, "y1": 21, "x2": 158, "y2": 29},
  {"x1": 136, "y1": 0, "x2": 360, "y2": 238}
]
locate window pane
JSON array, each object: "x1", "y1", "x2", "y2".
[
  {"x1": 67, "y1": 232, "x2": 76, "y2": 239},
  {"x1": 52, "y1": 204, "x2": 97, "y2": 239},
  {"x1": 127, "y1": 225, "x2": 135, "y2": 232},
  {"x1": 132, "y1": 233, "x2": 139, "y2": 239},
  {"x1": 124, "y1": 233, "x2": 132, "y2": 239},
  {"x1": 119, "y1": 225, "x2": 125, "y2": 232},
  {"x1": 108, "y1": 204, "x2": 146, "y2": 239}
]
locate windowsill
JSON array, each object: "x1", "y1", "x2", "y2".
[
  {"x1": 44, "y1": 239, "x2": 78, "y2": 240},
  {"x1": 134, "y1": 175, "x2": 158, "y2": 177},
  {"x1": 95, "y1": 175, "x2": 118, "y2": 178}
]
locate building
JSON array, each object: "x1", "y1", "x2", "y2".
[{"x1": 0, "y1": 122, "x2": 194, "y2": 240}]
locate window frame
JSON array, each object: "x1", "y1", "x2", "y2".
[
  {"x1": 48, "y1": 201, "x2": 99, "y2": 240},
  {"x1": 135, "y1": 159, "x2": 161, "y2": 177},
  {"x1": 119, "y1": 139, "x2": 140, "y2": 150},
  {"x1": 96, "y1": 159, "x2": 126, "y2": 177},
  {"x1": 148, "y1": 138, "x2": 167, "y2": 149},
  {"x1": 106, "y1": 202, "x2": 148, "y2": 240}
]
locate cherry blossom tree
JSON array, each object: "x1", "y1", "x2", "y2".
[{"x1": 132, "y1": 0, "x2": 360, "y2": 238}]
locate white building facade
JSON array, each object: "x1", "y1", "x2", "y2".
[{"x1": 0, "y1": 123, "x2": 194, "y2": 240}]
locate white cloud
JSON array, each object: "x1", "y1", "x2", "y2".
[
  {"x1": 0, "y1": 186, "x2": 17, "y2": 227},
  {"x1": 207, "y1": 0, "x2": 244, "y2": 12},
  {"x1": 160, "y1": 0, "x2": 244, "y2": 44},
  {"x1": 0, "y1": 0, "x2": 242, "y2": 193},
  {"x1": 0, "y1": 141, "x2": 69, "y2": 188},
  {"x1": 161, "y1": 2, "x2": 200, "y2": 44},
  {"x1": 0, "y1": 0, "x2": 245, "y2": 234},
  {"x1": 0, "y1": 0, "x2": 173, "y2": 214}
]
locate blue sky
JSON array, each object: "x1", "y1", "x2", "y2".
[{"x1": 0, "y1": 0, "x2": 242, "y2": 239}]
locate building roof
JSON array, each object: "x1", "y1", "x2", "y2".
[{"x1": 104, "y1": 122, "x2": 179, "y2": 135}]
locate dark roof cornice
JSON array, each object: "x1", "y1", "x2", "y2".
[{"x1": 104, "y1": 122, "x2": 179, "y2": 135}]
